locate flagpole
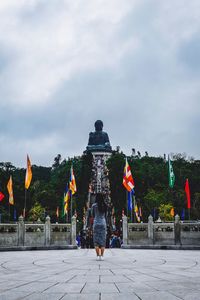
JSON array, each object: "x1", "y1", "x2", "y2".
[
  {"x1": 24, "y1": 188, "x2": 27, "y2": 220},
  {"x1": 133, "y1": 195, "x2": 136, "y2": 223},
  {"x1": 8, "y1": 202, "x2": 10, "y2": 222},
  {"x1": 66, "y1": 212, "x2": 68, "y2": 223},
  {"x1": 188, "y1": 208, "x2": 190, "y2": 221},
  {"x1": 130, "y1": 194, "x2": 133, "y2": 223},
  {"x1": 126, "y1": 190, "x2": 128, "y2": 221},
  {"x1": 70, "y1": 191, "x2": 73, "y2": 222}
]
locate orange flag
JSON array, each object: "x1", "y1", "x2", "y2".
[
  {"x1": 25, "y1": 155, "x2": 32, "y2": 189},
  {"x1": 7, "y1": 175, "x2": 14, "y2": 205},
  {"x1": 170, "y1": 207, "x2": 175, "y2": 217},
  {"x1": 56, "y1": 206, "x2": 59, "y2": 218}
]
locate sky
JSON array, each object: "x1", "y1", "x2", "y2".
[{"x1": 0, "y1": 0, "x2": 200, "y2": 167}]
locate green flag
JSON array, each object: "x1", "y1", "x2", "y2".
[{"x1": 168, "y1": 155, "x2": 175, "y2": 188}]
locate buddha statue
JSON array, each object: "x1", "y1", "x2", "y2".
[{"x1": 86, "y1": 120, "x2": 112, "y2": 152}]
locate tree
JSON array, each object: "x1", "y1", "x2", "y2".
[
  {"x1": 0, "y1": 151, "x2": 200, "y2": 223},
  {"x1": 52, "y1": 154, "x2": 62, "y2": 169},
  {"x1": 28, "y1": 202, "x2": 45, "y2": 222},
  {"x1": 159, "y1": 203, "x2": 174, "y2": 221}
]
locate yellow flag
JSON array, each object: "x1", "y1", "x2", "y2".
[
  {"x1": 25, "y1": 155, "x2": 32, "y2": 189},
  {"x1": 64, "y1": 191, "x2": 70, "y2": 214},
  {"x1": 7, "y1": 175, "x2": 14, "y2": 205}
]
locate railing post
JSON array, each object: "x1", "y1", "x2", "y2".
[
  {"x1": 148, "y1": 215, "x2": 154, "y2": 244},
  {"x1": 71, "y1": 215, "x2": 77, "y2": 246},
  {"x1": 122, "y1": 215, "x2": 128, "y2": 246},
  {"x1": 45, "y1": 216, "x2": 51, "y2": 246},
  {"x1": 18, "y1": 215, "x2": 25, "y2": 246},
  {"x1": 174, "y1": 214, "x2": 181, "y2": 245}
]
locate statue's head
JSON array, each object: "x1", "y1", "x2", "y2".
[{"x1": 95, "y1": 120, "x2": 103, "y2": 132}]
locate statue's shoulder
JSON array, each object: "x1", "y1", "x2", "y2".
[
  {"x1": 89, "y1": 131, "x2": 94, "y2": 136},
  {"x1": 102, "y1": 131, "x2": 108, "y2": 136}
]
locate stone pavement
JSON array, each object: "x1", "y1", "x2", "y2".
[{"x1": 0, "y1": 249, "x2": 200, "y2": 300}]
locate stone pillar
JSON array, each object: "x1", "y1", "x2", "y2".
[
  {"x1": 45, "y1": 216, "x2": 51, "y2": 246},
  {"x1": 174, "y1": 214, "x2": 181, "y2": 245},
  {"x1": 148, "y1": 215, "x2": 154, "y2": 244},
  {"x1": 71, "y1": 215, "x2": 77, "y2": 246},
  {"x1": 18, "y1": 215, "x2": 25, "y2": 246},
  {"x1": 122, "y1": 215, "x2": 128, "y2": 246}
]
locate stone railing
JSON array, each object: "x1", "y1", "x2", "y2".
[
  {"x1": 180, "y1": 222, "x2": 200, "y2": 245},
  {"x1": 128, "y1": 223, "x2": 148, "y2": 245},
  {"x1": 122, "y1": 215, "x2": 200, "y2": 247},
  {"x1": 0, "y1": 215, "x2": 77, "y2": 249},
  {"x1": 0, "y1": 223, "x2": 18, "y2": 246}
]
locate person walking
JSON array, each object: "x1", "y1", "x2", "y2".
[{"x1": 91, "y1": 193, "x2": 107, "y2": 260}]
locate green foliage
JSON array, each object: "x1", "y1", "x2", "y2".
[
  {"x1": 192, "y1": 192, "x2": 200, "y2": 219},
  {"x1": 0, "y1": 206, "x2": 9, "y2": 223},
  {"x1": 158, "y1": 203, "x2": 174, "y2": 221},
  {"x1": 107, "y1": 153, "x2": 200, "y2": 222},
  {"x1": 28, "y1": 201, "x2": 45, "y2": 222},
  {"x1": 0, "y1": 152, "x2": 200, "y2": 223}
]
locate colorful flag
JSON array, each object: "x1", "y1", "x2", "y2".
[
  {"x1": 134, "y1": 203, "x2": 140, "y2": 222},
  {"x1": 185, "y1": 178, "x2": 191, "y2": 209},
  {"x1": 56, "y1": 206, "x2": 59, "y2": 218},
  {"x1": 181, "y1": 208, "x2": 185, "y2": 220},
  {"x1": 153, "y1": 207, "x2": 157, "y2": 220},
  {"x1": 139, "y1": 206, "x2": 142, "y2": 218},
  {"x1": 7, "y1": 175, "x2": 14, "y2": 205},
  {"x1": 69, "y1": 166, "x2": 77, "y2": 195},
  {"x1": 63, "y1": 189, "x2": 70, "y2": 215},
  {"x1": 170, "y1": 207, "x2": 175, "y2": 217},
  {"x1": 25, "y1": 155, "x2": 32, "y2": 189},
  {"x1": 123, "y1": 158, "x2": 134, "y2": 192},
  {"x1": 168, "y1": 155, "x2": 175, "y2": 188},
  {"x1": 13, "y1": 208, "x2": 17, "y2": 221},
  {"x1": 128, "y1": 191, "x2": 133, "y2": 211},
  {"x1": 0, "y1": 192, "x2": 5, "y2": 202}
]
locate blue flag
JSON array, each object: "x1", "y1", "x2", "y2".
[
  {"x1": 128, "y1": 189, "x2": 134, "y2": 211},
  {"x1": 13, "y1": 208, "x2": 17, "y2": 221},
  {"x1": 181, "y1": 208, "x2": 185, "y2": 220}
]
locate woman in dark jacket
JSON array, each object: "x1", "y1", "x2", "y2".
[{"x1": 91, "y1": 193, "x2": 107, "y2": 260}]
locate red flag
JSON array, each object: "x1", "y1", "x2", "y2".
[
  {"x1": 185, "y1": 179, "x2": 191, "y2": 209},
  {"x1": 0, "y1": 192, "x2": 5, "y2": 202},
  {"x1": 123, "y1": 158, "x2": 134, "y2": 192}
]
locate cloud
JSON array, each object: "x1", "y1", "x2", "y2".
[
  {"x1": 0, "y1": 0, "x2": 136, "y2": 107},
  {"x1": 0, "y1": 0, "x2": 200, "y2": 166}
]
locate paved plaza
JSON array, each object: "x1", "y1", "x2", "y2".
[{"x1": 0, "y1": 249, "x2": 200, "y2": 299}]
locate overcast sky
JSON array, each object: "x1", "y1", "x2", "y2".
[{"x1": 0, "y1": 0, "x2": 200, "y2": 167}]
